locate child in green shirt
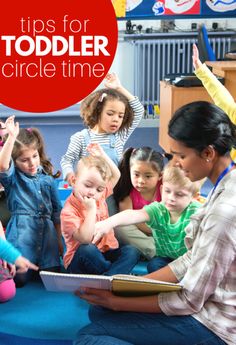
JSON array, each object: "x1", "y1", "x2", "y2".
[{"x1": 93, "y1": 164, "x2": 201, "y2": 271}]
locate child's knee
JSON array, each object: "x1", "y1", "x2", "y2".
[
  {"x1": 121, "y1": 244, "x2": 141, "y2": 260},
  {"x1": 77, "y1": 244, "x2": 98, "y2": 258},
  {"x1": 0, "y1": 279, "x2": 16, "y2": 303}
]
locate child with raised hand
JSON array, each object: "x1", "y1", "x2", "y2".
[
  {"x1": 94, "y1": 164, "x2": 201, "y2": 271},
  {"x1": 0, "y1": 116, "x2": 63, "y2": 287},
  {"x1": 60, "y1": 72, "x2": 144, "y2": 186},
  {"x1": 0, "y1": 119, "x2": 11, "y2": 227},
  {"x1": 113, "y1": 146, "x2": 164, "y2": 260},
  {"x1": 193, "y1": 43, "x2": 236, "y2": 161},
  {"x1": 61, "y1": 143, "x2": 140, "y2": 276},
  {"x1": 0, "y1": 221, "x2": 38, "y2": 302}
]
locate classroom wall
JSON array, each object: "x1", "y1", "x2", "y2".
[{"x1": 110, "y1": 18, "x2": 236, "y2": 93}]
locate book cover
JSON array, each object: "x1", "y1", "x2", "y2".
[{"x1": 40, "y1": 271, "x2": 182, "y2": 296}]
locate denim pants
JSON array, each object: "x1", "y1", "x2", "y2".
[
  {"x1": 147, "y1": 256, "x2": 173, "y2": 273},
  {"x1": 74, "y1": 306, "x2": 226, "y2": 345},
  {"x1": 68, "y1": 244, "x2": 140, "y2": 275}
]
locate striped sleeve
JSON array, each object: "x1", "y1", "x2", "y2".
[{"x1": 60, "y1": 131, "x2": 86, "y2": 180}]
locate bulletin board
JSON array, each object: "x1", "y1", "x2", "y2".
[{"x1": 112, "y1": 0, "x2": 236, "y2": 19}]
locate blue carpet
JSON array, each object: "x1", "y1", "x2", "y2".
[
  {"x1": 0, "y1": 332, "x2": 72, "y2": 345},
  {"x1": 0, "y1": 278, "x2": 90, "y2": 342}
]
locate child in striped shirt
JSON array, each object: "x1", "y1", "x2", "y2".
[{"x1": 60, "y1": 73, "x2": 144, "y2": 186}]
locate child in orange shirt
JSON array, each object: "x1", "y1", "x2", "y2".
[{"x1": 61, "y1": 143, "x2": 140, "y2": 275}]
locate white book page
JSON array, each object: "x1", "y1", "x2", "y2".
[{"x1": 40, "y1": 271, "x2": 112, "y2": 292}]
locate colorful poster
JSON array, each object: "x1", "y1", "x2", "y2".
[
  {"x1": 112, "y1": 0, "x2": 127, "y2": 17},
  {"x1": 125, "y1": 0, "x2": 157, "y2": 17},
  {"x1": 164, "y1": 0, "x2": 200, "y2": 15},
  {"x1": 121, "y1": 0, "x2": 236, "y2": 18},
  {"x1": 203, "y1": 0, "x2": 236, "y2": 14}
]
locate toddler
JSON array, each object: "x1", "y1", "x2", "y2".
[
  {"x1": 60, "y1": 72, "x2": 144, "y2": 185},
  {"x1": 94, "y1": 164, "x2": 201, "y2": 271},
  {"x1": 113, "y1": 146, "x2": 164, "y2": 259},
  {"x1": 0, "y1": 116, "x2": 63, "y2": 286},
  {"x1": 0, "y1": 119, "x2": 11, "y2": 227},
  {"x1": 61, "y1": 143, "x2": 140, "y2": 275}
]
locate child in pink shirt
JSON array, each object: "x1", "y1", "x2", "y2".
[
  {"x1": 113, "y1": 146, "x2": 164, "y2": 259},
  {"x1": 61, "y1": 144, "x2": 140, "y2": 275}
]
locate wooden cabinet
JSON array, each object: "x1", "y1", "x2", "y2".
[
  {"x1": 159, "y1": 81, "x2": 212, "y2": 152},
  {"x1": 206, "y1": 61, "x2": 236, "y2": 100},
  {"x1": 159, "y1": 61, "x2": 236, "y2": 152}
]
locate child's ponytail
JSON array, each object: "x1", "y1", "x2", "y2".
[{"x1": 113, "y1": 147, "x2": 134, "y2": 203}]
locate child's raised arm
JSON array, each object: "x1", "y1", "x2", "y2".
[
  {"x1": 192, "y1": 43, "x2": 203, "y2": 71},
  {"x1": 0, "y1": 116, "x2": 19, "y2": 172},
  {"x1": 87, "y1": 143, "x2": 120, "y2": 188},
  {"x1": 104, "y1": 72, "x2": 135, "y2": 101}
]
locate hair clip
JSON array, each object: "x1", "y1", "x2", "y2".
[
  {"x1": 26, "y1": 128, "x2": 32, "y2": 133},
  {"x1": 99, "y1": 93, "x2": 107, "y2": 102}
]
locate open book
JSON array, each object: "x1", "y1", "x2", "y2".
[{"x1": 40, "y1": 271, "x2": 182, "y2": 296}]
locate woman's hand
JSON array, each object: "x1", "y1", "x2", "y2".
[
  {"x1": 75, "y1": 287, "x2": 163, "y2": 313},
  {"x1": 75, "y1": 287, "x2": 121, "y2": 311}
]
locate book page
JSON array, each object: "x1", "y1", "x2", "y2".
[{"x1": 40, "y1": 271, "x2": 112, "y2": 293}]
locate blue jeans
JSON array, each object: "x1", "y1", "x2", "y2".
[
  {"x1": 68, "y1": 244, "x2": 140, "y2": 275},
  {"x1": 147, "y1": 256, "x2": 173, "y2": 273},
  {"x1": 74, "y1": 306, "x2": 226, "y2": 345}
]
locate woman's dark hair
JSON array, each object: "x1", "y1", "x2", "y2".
[
  {"x1": 168, "y1": 101, "x2": 236, "y2": 155},
  {"x1": 11, "y1": 128, "x2": 61, "y2": 178},
  {"x1": 113, "y1": 146, "x2": 164, "y2": 204},
  {"x1": 80, "y1": 88, "x2": 134, "y2": 132}
]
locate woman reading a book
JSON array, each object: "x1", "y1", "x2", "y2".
[{"x1": 74, "y1": 101, "x2": 236, "y2": 345}]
